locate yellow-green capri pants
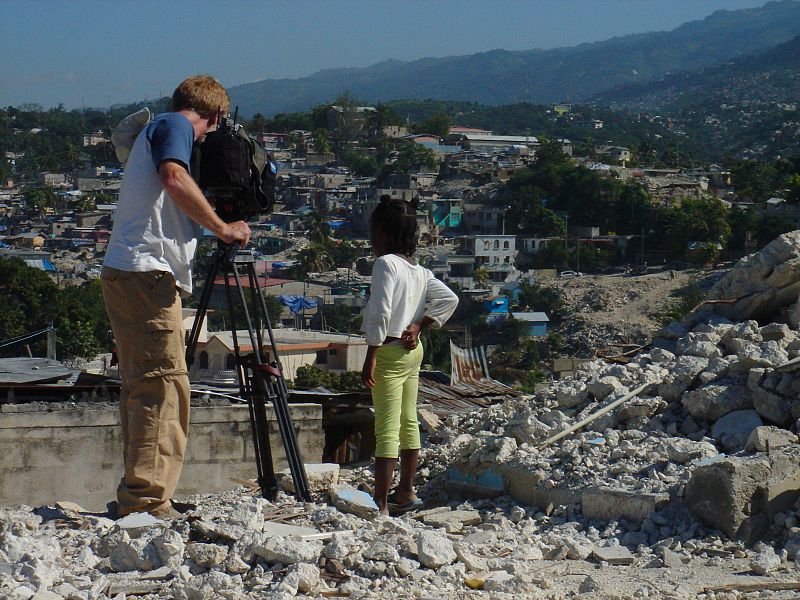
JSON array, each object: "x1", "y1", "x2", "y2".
[{"x1": 372, "y1": 342, "x2": 424, "y2": 458}]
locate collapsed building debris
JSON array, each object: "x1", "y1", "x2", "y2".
[{"x1": 6, "y1": 233, "x2": 800, "y2": 597}]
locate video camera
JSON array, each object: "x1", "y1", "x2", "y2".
[{"x1": 193, "y1": 108, "x2": 278, "y2": 223}]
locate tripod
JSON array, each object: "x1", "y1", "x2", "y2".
[{"x1": 185, "y1": 242, "x2": 311, "y2": 502}]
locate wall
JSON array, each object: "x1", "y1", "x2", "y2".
[{"x1": 0, "y1": 402, "x2": 323, "y2": 511}]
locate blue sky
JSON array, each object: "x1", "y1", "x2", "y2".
[{"x1": 0, "y1": 0, "x2": 771, "y2": 109}]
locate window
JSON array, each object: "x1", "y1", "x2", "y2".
[
  {"x1": 483, "y1": 240, "x2": 491, "y2": 251},
  {"x1": 199, "y1": 351, "x2": 209, "y2": 369},
  {"x1": 494, "y1": 256, "x2": 500, "y2": 263},
  {"x1": 329, "y1": 349, "x2": 338, "y2": 356},
  {"x1": 316, "y1": 350, "x2": 328, "y2": 364},
  {"x1": 503, "y1": 241, "x2": 510, "y2": 250},
  {"x1": 494, "y1": 240, "x2": 499, "y2": 250},
  {"x1": 226, "y1": 353, "x2": 236, "y2": 369}
]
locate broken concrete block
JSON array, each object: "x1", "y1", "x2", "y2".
[
  {"x1": 329, "y1": 484, "x2": 379, "y2": 520},
  {"x1": 591, "y1": 545, "x2": 634, "y2": 565},
  {"x1": 750, "y1": 543, "x2": 780, "y2": 575},
  {"x1": 661, "y1": 548, "x2": 686, "y2": 569},
  {"x1": 665, "y1": 438, "x2": 718, "y2": 464},
  {"x1": 587, "y1": 376, "x2": 623, "y2": 401},
  {"x1": 581, "y1": 486, "x2": 668, "y2": 522},
  {"x1": 186, "y1": 542, "x2": 228, "y2": 568},
  {"x1": 711, "y1": 409, "x2": 764, "y2": 452},
  {"x1": 278, "y1": 463, "x2": 339, "y2": 494},
  {"x1": 554, "y1": 381, "x2": 588, "y2": 408},
  {"x1": 253, "y1": 536, "x2": 323, "y2": 565},
  {"x1": 746, "y1": 426, "x2": 799, "y2": 453},
  {"x1": 416, "y1": 531, "x2": 456, "y2": 569},
  {"x1": 752, "y1": 387, "x2": 792, "y2": 425},
  {"x1": 422, "y1": 510, "x2": 481, "y2": 532},
  {"x1": 686, "y1": 446, "x2": 800, "y2": 544},
  {"x1": 682, "y1": 382, "x2": 752, "y2": 421}
]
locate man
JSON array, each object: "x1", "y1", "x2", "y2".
[{"x1": 101, "y1": 75, "x2": 250, "y2": 518}]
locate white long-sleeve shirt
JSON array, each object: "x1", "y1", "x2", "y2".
[{"x1": 361, "y1": 253, "x2": 459, "y2": 347}]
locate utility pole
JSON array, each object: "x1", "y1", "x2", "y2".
[
  {"x1": 576, "y1": 237, "x2": 580, "y2": 274},
  {"x1": 641, "y1": 227, "x2": 645, "y2": 270},
  {"x1": 564, "y1": 215, "x2": 569, "y2": 268},
  {"x1": 47, "y1": 323, "x2": 56, "y2": 360}
]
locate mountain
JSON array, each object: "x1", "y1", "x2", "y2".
[
  {"x1": 229, "y1": 0, "x2": 800, "y2": 117},
  {"x1": 591, "y1": 34, "x2": 800, "y2": 111},
  {"x1": 589, "y1": 34, "x2": 800, "y2": 160}
]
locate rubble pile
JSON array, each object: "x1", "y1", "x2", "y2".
[
  {"x1": 551, "y1": 269, "x2": 722, "y2": 357},
  {"x1": 6, "y1": 234, "x2": 800, "y2": 598}
]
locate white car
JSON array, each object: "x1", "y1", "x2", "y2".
[{"x1": 559, "y1": 270, "x2": 582, "y2": 278}]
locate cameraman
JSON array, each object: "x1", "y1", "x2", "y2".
[{"x1": 101, "y1": 75, "x2": 250, "y2": 518}]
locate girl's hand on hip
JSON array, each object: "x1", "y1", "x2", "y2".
[{"x1": 401, "y1": 322, "x2": 421, "y2": 350}]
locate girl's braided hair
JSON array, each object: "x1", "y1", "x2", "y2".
[{"x1": 370, "y1": 194, "x2": 420, "y2": 256}]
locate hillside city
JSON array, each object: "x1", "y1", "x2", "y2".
[{"x1": 5, "y1": 4, "x2": 800, "y2": 598}]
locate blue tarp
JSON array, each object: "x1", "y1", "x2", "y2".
[
  {"x1": 326, "y1": 219, "x2": 346, "y2": 229},
  {"x1": 278, "y1": 295, "x2": 317, "y2": 314}
]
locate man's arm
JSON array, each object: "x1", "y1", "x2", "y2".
[{"x1": 158, "y1": 160, "x2": 250, "y2": 246}]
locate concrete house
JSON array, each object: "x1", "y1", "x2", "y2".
[{"x1": 193, "y1": 329, "x2": 368, "y2": 382}]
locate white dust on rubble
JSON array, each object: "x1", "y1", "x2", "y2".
[{"x1": 6, "y1": 235, "x2": 800, "y2": 597}]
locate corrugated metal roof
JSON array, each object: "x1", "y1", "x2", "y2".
[{"x1": 417, "y1": 370, "x2": 520, "y2": 417}]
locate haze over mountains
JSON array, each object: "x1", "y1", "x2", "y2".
[{"x1": 229, "y1": 0, "x2": 800, "y2": 117}]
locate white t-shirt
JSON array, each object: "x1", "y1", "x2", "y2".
[
  {"x1": 104, "y1": 113, "x2": 201, "y2": 294},
  {"x1": 361, "y1": 253, "x2": 459, "y2": 346}
]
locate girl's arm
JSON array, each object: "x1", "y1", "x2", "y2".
[
  {"x1": 361, "y1": 258, "x2": 396, "y2": 386},
  {"x1": 401, "y1": 275, "x2": 459, "y2": 349},
  {"x1": 361, "y1": 257, "x2": 396, "y2": 347}
]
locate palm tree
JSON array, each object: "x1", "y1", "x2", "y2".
[
  {"x1": 298, "y1": 243, "x2": 332, "y2": 274},
  {"x1": 305, "y1": 211, "x2": 331, "y2": 244}
]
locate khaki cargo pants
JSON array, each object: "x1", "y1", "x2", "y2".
[{"x1": 101, "y1": 266, "x2": 190, "y2": 516}]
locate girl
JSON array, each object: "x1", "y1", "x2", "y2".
[{"x1": 361, "y1": 195, "x2": 459, "y2": 515}]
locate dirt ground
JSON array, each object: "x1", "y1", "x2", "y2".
[{"x1": 549, "y1": 268, "x2": 726, "y2": 358}]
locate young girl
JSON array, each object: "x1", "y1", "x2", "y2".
[{"x1": 361, "y1": 195, "x2": 459, "y2": 515}]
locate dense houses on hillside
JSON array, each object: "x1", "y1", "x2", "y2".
[{"x1": 0, "y1": 115, "x2": 768, "y2": 378}]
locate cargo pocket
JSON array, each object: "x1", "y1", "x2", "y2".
[{"x1": 136, "y1": 319, "x2": 185, "y2": 378}]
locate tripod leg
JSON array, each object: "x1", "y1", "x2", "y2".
[
  {"x1": 225, "y1": 265, "x2": 278, "y2": 500},
  {"x1": 234, "y1": 261, "x2": 310, "y2": 501},
  {"x1": 185, "y1": 249, "x2": 223, "y2": 368}
]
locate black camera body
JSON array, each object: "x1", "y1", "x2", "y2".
[{"x1": 193, "y1": 113, "x2": 277, "y2": 223}]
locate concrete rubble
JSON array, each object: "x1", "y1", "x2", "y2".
[{"x1": 6, "y1": 234, "x2": 800, "y2": 597}]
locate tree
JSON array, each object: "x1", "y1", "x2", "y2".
[
  {"x1": 262, "y1": 294, "x2": 285, "y2": 326},
  {"x1": 249, "y1": 112, "x2": 268, "y2": 133},
  {"x1": 473, "y1": 267, "x2": 489, "y2": 287},
  {"x1": 786, "y1": 174, "x2": 800, "y2": 204},
  {"x1": 297, "y1": 243, "x2": 333, "y2": 274},
  {"x1": 22, "y1": 186, "x2": 57, "y2": 216},
  {"x1": 731, "y1": 160, "x2": 778, "y2": 203},
  {"x1": 313, "y1": 128, "x2": 332, "y2": 154},
  {"x1": 382, "y1": 142, "x2": 438, "y2": 177},
  {"x1": 323, "y1": 303, "x2": 359, "y2": 333},
  {"x1": 417, "y1": 112, "x2": 451, "y2": 139},
  {"x1": 367, "y1": 103, "x2": 399, "y2": 139},
  {"x1": 516, "y1": 281, "x2": 565, "y2": 318},
  {"x1": 304, "y1": 211, "x2": 331, "y2": 244}
]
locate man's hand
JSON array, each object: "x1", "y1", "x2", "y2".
[
  {"x1": 401, "y1": 322, "x2": 421, "y2": 350},
  {"x1": 361, "y1": 351, "x2": 377, "y2": 388},
  {"x1": 220, "y1": 221, "x2": 251, "y2": 246}
]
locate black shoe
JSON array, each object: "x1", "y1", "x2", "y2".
[{"x1": 387, "y1": 492, "x2": 423, "y2": 515}]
